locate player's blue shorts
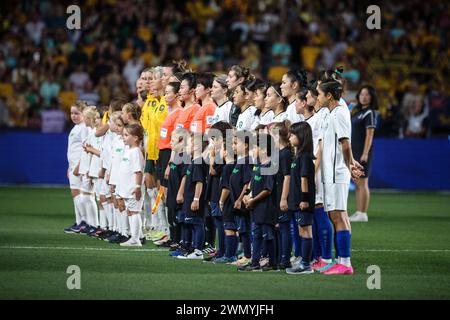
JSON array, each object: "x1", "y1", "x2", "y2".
[{"x1": 294, "y1": 210, "x2": 314, "y2": 227}]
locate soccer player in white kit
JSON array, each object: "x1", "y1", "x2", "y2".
[
  {"x1": 211, "y1": 75, "x2": 233, "y2": 125},
  {"x1": 77, "y1": 107, "x2": 99, "y2": 235},
  {"x1": 234, "y1": 80, "x2": 257, "y2": 130},
  {"x1": 265, "y1": 84, "x2": 288, "y2": 123},
  {"x1": 316, "y1": 76, "x2": 363, "y2": 275},
  {"x1": 64, "y1": 101, "x2": 89, "y2": 234},
  {"x1": 85, "y1": 109, "x2": 106, "y2": 236},
  {"x1": 116, "y1": 123, "x2": 146, "y2": 247},
  {"x1": 281, "y1": 69, "x2": 307, "y2": 125},
  {"x1": 252, "y1": 81, "x2": 274, "y2": 129}
]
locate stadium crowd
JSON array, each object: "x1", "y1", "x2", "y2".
[{"x1": 0, "y1": 0, "x2": 449, "y2": 137}]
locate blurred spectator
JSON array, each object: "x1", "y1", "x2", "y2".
[
  {"x1": 271, "y1": 32, "x2": 291, "y2": 66},
  {"x1": 123, "y1": 54, "x2": 144, "y2": 92},
  {"x1": 39, "y1": 74, "x2": 61, "y2": 106},
  {"x1": 69, "y1": 65, "x2": 90, "y2": 95},
  {"x1": 0, "y1": 0, "x2": 447, "y2": 136},
  {"x1": 41, "y1": 100, "x2": 66, "y2": 133},
  {"x1": 78, "y1": 81, "x2": 100, "y2": 106},
  {"x1": 405, "y1": 98, "x2": 430, "y2": 138}
]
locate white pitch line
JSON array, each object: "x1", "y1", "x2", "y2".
[
  {"x1": 0, "y1": 245, "x2": 168, "y2": 253},
  {"x1": 0, "y1": 246, "x2": 450, "y2": 253}
]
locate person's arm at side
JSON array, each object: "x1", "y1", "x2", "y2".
[
  {"x1": 176, "y1": 176, "x2": 186, "y2": 204},
  {"x1": 246, "y1": 189, "x2": 270, "y2": 209},
  {"x1": 299, "y1": 177, "x2": 309, "y2": 210},
  {"x1": 219, "y1": 188, "x2": 230, "y2": 212},
  {"x1": 191, "y1": 182, "x2": 203, "y2": 211},
  {"x1": 280, "y1": 176, "x2": 290, "y2": 211}
]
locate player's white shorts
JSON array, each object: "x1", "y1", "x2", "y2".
[
  {"x1": 80, "y1": 175, "x2": 94, "y2": 193},
  {"x1": 323, "y1": 183, "x2": 349, "y2": 212},
  {"x1": 68, "y1": 168, "x2": 82, "y2": 190},
  {"x1": 99, "y1": 179, "x2": 111, "y2": 198},
  {"x1": 124, "y1": 197, "x2": 144, "y2": 213}
]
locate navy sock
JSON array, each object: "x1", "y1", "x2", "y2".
[
  {"x1": 316, "y1": 207, "x2": 333, "y2": 260},
  {"x1": 312, "y1": 218, "x2": 321, "y2": 260},
  {"x1": 291, "y1": 218, "x2": 301, "y2": 257},
  {"x1": 301, "y1": 238, "x2": 313, "y2": 268},
  {"x1": 241, "y1": 233, "x2": 251, "y2": 258},
  {"x1": 225, "y1": 234, "x2": 234, "y2": 258},
  {"x1": 214, "y1": 217, "x2": 225, "y2": 257},
  {"x1": 336, "y1": 230, "x2": 351, "y2": 259}
]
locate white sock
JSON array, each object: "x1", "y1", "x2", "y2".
[
  {"x1": 120, "y1": 210, "x2": 129, "y2": 236},
  {"x1": 105, "y1": 203, "x2": 114, "y2": 230},
  {"x1": 83, "y1": 195, "x2": 98, "y2": 227},
  {"x1": 90, "y1": 196, "x2": 99, "y2": 227},
  {"x1": 354, "y1": 211, "x2": 362, "y2": 215},
  {"x1": 114, "y1": 207, "x2": 121, "y2": 232},
  {"x1": 129, "y1": 214, "x2": 142, "y2": 242},
  {"x1": 322, "y1": 258, "x2": 332, "y2": 264},
  {"x1": 340, "y1": 257, "x2": 352, "y2": 267},
  {"x1": 361, "y1": 212, "x2": 367, "y2": 215},
  {"x1": 75, "y1": 195, "x2": 88, "y2": 223},
  {"x1": 73, "y1": 195, "x2": 82, "y2": 224},
  {"x1": 99, "y1": 205, "x2": 107, "y2": 229}
]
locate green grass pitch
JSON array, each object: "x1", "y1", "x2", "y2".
[{"x1": 0, "y1": 186, "x2": 450, "y2": 300}]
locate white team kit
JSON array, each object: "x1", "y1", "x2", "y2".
[
  {"x1": 286, "y1": 101, "x2": 304, "y2": 124},
  {"x1": 307, "y1": 107, "x2": 329, "y2": 205},
  {"x1": 235, "y1": 105, "x2": 257, "y2": 130},
  {"x1": 271, "y1": 110, "x2": 288, "y2": 123},
  {"x1": 87, "y1": 131, "x2": 105, "y2": 199},
  {"x1": 108, "y1": 133, "x2": 126, "y2": 192},
  {"x1": 211, "y1": 100, "x2": 232, "y2": 124},
  {"x1": 116, "y1": 147, "x2": 145, "y2": 212},
  {"x1": 67, "y1": 122, "x2": 88, "y2": 190},
  {"x1": 320, "y1": 102, "x2": 352, "y2": 212},
  {"x1": 99, "y1": 129, "x2": 114, "y2": 197},
  {"x1": 251, "y1": 109, "x2": 274, "y2": 130}
]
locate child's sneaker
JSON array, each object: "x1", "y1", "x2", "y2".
[
  {"x1": 118, "y1": 235, "x2": 130, "y2": 243},
  {"x1": 201, "y1": 243, "x2": 215, "y2": 256},
  {"x1": 120, "y1": 238, "x2": 142, "y2": 247},
  {"x1": 286, "y1": 264, "x2": 314, "y2": 275},
  {"x1": 262, "y1": 264, "x2": 280, "y2": 272},
  {"x1": 238, "y1": 264, "x2": 262, "y2": 272},
  {"x1": 213, "y1": 256, "x2": 237, "y2": 264},
  {"x1": 177, "y1": 249, "x2": 194, "y2": 259},
  {"x1": 233, "y1": 256, "x2": 251, "y2": 266},
  {"x1": 183, "y1": 249, "x2": 204, "y2": 260},
  {"x1": 322, "y1": 264, "x2": 354, "y2": 275},
  {"x1": 153, "y1": 235, "x2": 169, "y2": 245},
  {"x1": 259, "y1": 257, "x2": 269, "y2": 267},
  {"x1": 64, "y1": 223, "x2": 78, "y2": 234}
]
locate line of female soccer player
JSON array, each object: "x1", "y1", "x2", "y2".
[{"x1": 64, "y1": 62, "x2": 364, "y2": 275}]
